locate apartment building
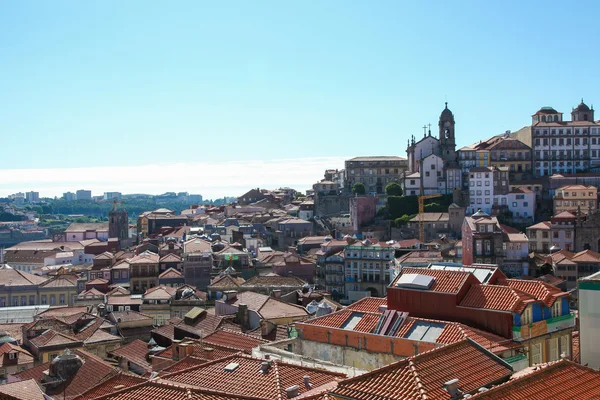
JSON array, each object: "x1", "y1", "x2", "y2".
[
  {"x1": 344, "y1": 156, "x2": 408, "y2": 195},
  {"x1": 343, "y1": 239, "x2": 395, "y2": 300},
  {"x1": 553, "y1": 184, "x2": 598, "y2": 215},
  {"x1": 531, "y1": 101, "x2": 600, "y2": 177}
]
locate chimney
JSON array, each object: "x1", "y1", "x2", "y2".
[
  {"x1": 178, "y1": 343, "x2": 189, "y2": 360},
  {"x1": 223, "y1": 290, "x2": 237, "y2": 302},
  {"x1": 203, "y1": 347, "x2": 214, "y2": 360},
  {"x1": 171, "y1": 340, "x2": 181, "y2": 361},
  {"x1": 260, "y1": 361, "x2": 271, "y2": 373},
  {"x1": 237, "y1": 303, "x2": 249, "y2": 331},
  {"x1": 118, "y1": 357, "x2": 129, "y2": 372},
  {"x1": 271, "y1": 289, "x2": 281, "y2": 299},
  {"x1": 261, "y1": 320, "x2": 275, "y2": 337},
  {"x1": 285, "y1": 385, "x2": 299, "y2": 398},
  {"x1": 443, "y1": 379, "x2": 460, "y2": 398},
  {"x1": 303, "y1": 376, "x2": 312, "y2": 390}
]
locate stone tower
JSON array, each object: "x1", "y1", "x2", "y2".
[
  {"x1": 438, "y1": 102, "x2": 457, "y2": 165},
  {"x1": 109, "y1": 200, "x2": 128, "y2": 241},
  {"x1": 571, "y1": 99, "x2": 594, "y2": 122}
]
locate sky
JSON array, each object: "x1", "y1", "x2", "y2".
[{"x1": 2, "y1": 1, "x2": 600, "y2": 199}]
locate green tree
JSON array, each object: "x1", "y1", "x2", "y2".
[
  {"x1": 352, "y1": 182, "x2": 366, "y2": 195},
  {"x1": 31, "y1": 206, "x2": 43, "y2": 214},
  {"x1": 385, "y1": 182, "x2": 403, "y2": 196}
]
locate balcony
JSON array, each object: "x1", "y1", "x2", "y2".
[{"x1": 512, "y1": 313, "x2": 576, "y2": 341}]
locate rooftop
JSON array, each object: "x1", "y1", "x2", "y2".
[
  {"x1": 470, "y1": 359, "x2": 600, "y2": 399},
  {"x1": 332, "y1": 339, "x2": 512, "y2": 400},
  {"x1": 161, "y1": 353, "x2": 345, "y2": 399}
]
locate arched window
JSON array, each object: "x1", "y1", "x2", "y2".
[
  {"x1": 584, "y1": 114, "x2": 588, "y2": 121},
  {"x1": 542, "y1": 116, "x2": 546, "y2": 122},
  {"x1": 554, "y1": 115, "x2": 559, "y2": 122}
]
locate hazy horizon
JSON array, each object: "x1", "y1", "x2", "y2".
[{"x1": 0, "y1": 156, "x2": 347, "y2": 200}]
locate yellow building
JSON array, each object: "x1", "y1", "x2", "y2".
[
  {"x1": 554, "y1": 184, "x2": 598, "y2": 215},
  {"x1": 459, "y1": 135, "x2": 533, "y2": 182},
  {"x1": 38, "y1": 273, "x2": 80, "y2": 307},
  {"x1": 0, "y1": 266, "x2": 47, "y2": 307}
]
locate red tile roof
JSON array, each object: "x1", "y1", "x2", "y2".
[
  {"x1": 158, "y1": 267, "x2": 182, "y2": 279},
  {"x1": 572, "y1": 249, "x2": 600, "y2": 263},
  {"x1": 162, "y1": 353, "x2": 345, "y2": 399},
  {"x1": 0, "y1": 378, "x2": 45, "y2": 400},
  {"x1": 155, "y1": 339, "x2": 240, "y2": 362},
  {"x1": 332, "y1": 339, "x2": 512, "y2": 399},
  {"x1": 470, "y1": 359, "x2": 600, "y2": 399},
  {"x1": 202, "y1": 329, "x2": 268, "y2": 352},
  {"x1": 109, "y1": 339, "x2": 152, "y2": 372},
  {"x1": 78, "y1": 379, "x2": 255, "y2": 400},
  {"x1": 74, "y1": 371, "x2": 146, "y2": 399},
  {"x1": 460, "y1": 284, "x2": 534, "y2": 313},
  {"x1": 13, "y1": 349, "x2": 117, "y2": 399},
  {"x1": 501, "y1": 279, "x2": 568, "y2": 307},
  {"x1": 344, "y1": 297, "x2": 387, "y2": 313},
  {"x1": 0, "y1": 343, "x2": 34, "y2": 367},
  {"x1": 393, "y1": 267, "x2": 472, "y2": 293}
]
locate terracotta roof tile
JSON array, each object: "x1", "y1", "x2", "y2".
[
  {"x1": 78, "y1": 379, "x2": 254, "y2": 400},
  {"x1": 345, "y1": 297, "x2": 387, "y2": 313},
  {"x1": 460, "y1": 284, "x2": 534, "y2": 313},
  {"x1": 158, "y1": 267, "x2": 182, "y2": 279},
  {"x1": 13, "y1": 349, "x2": 117, "y2": 400},
  {"x1": 240, "y1": 275, "x2": 307, "y2": 288},
  {"x1": 470, "y1": 359, "x2": 600, "y2": 399},
  {"x1": 75, "y1": 372, "x2": 146, "y2": 399},
  {"x1": 392, "y1": 267, "x2": 472, "y2": 293},
  {"x1": 332, "y1": 339, "x2": 512, "y2": 399},
  {"x1": 202, "y1": 329, "x2": 268, "y2": 352},
  {"x1": 500, "y1": 279, "x2": 568, "y2": 307},
  {"x1": 0, "y1": 378, "x2": 45, "y2": 400},
  {"x1": 162, "y1": 353, "x2": 345, "y2": 399},
  {"x1": 109, "y1": 339, "x2": 152, "y2": 372}
]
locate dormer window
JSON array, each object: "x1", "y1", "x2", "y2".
[{"x1": 8, "y1": 352, "x2": 17, "y2": 360}]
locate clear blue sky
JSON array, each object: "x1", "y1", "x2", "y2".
[{"x1": 1, "y1": 1, "x2": 600, "y2": 196}]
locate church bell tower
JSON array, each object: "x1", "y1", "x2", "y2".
[{"x1": 439, "y1": 102, "x2": 457, "y2": 164}]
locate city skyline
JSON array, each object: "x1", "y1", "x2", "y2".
[{"x1": 0, "y1": 156, "x2": 347, "y2": 199}]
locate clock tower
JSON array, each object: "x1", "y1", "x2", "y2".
[{"x1": 439, "y1": 102, "x2": 457, "y2": 165}]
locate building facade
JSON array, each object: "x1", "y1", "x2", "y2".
[
  {"x1": 531, "y1": 101, "x2": 600, "y2": 177},
  {"x1": 344, "y1": 156, "x2": 408, "y2": 195}
]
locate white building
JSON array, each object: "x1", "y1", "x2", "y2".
[
  {"x1": 44, "y1": 250, "x2": 94, "y2": 267},
  {"x1": 468, "y1": 167, "x2": 497, "y2": 214},
  {"x1": 467, "y1": 167, "x2": 533, "y2": 220},
  {"x1": 103, "y1": 192, "x2": 122, "y2": 201},
  {"x1": 531, "y1": 101, "x2": 600, "y2": 177},
  {"x1": 498, "y1": 188, "x2": 535, "y2": 221},
  {"x1": 579, "y1": 271, "x2": 600, "y2": 370},
  {"x1": 76, "y1": 189, "x2": 92, "y2": 201},
  {"x1": 403, "y1": 154, "x2": 462, "y2": 196}
]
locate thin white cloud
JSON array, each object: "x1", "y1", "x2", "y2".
[{"x1": 0, "y1": 157, "x2": 347, "y2": 200}]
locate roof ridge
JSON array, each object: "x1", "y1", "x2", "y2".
[
  {"x1": 407, "y1": 359, "x2": 428, "y2": 399},
  {"x1": 272, "y1": 355, "x2": 283, "y2": 400}
]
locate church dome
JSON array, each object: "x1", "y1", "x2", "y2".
[
  {"x1": 575, "y1": 100, "x2": 590, "y2": 112},
  {"x1": 440, "y1": 102, "x2": 454, "y2": 121}
]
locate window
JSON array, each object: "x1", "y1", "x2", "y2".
[
  {"x1": 59, "y1": 294, "x2": 66, "y2": 305},
  {"x1": 8, "y1": 352, "x2": 17, "y2": 360},
  {"x1": 552, "y1": 301, "x2": 561, "y2": 317},
  {"x1": 560, "y1": 335, "x2": 570, "y2": 358},
  {"x1": 521, "y1": 307, "x2": 532, "y2": 325},
  {"x1": 50, "y1": 295, "x2": 56, "y2": 305},
  {"x1": 41, "y1": 295, "x2": 47, "y2": 305},
  {"x1": 512, "y1": 202, "x2": 517, "y2": 207},
  {"x1": 549, "y1": 337, "x2": 559, "y2": 361}
]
